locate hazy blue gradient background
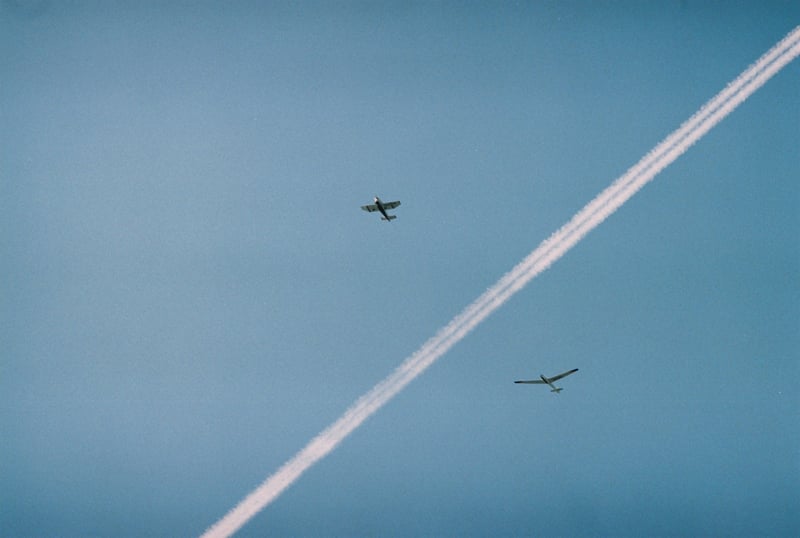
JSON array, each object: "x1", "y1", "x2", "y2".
[{"x1": 2, "y1": 2, "x2": 798, "y2": 536}]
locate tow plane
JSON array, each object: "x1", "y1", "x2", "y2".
[
  {"x1": 361, "y1": 196, "x2": 401, "y2": 222},
  {"x1": 514, "y1": 368, "x2": 578, "y2": 393}
]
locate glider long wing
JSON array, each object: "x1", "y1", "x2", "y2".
[
  {"x1": 548, "y1": 368, "x2": 579, "y2": 382},
  {"x1": 514, "y1": 368, "x2": 578, "y2": 384}
]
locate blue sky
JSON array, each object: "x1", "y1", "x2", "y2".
[{"x1": 2, "y1": 2, "x2": 798, "y2": 537}]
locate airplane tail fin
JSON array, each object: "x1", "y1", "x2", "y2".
[{"x1": 381, "y1": 215, "x2": 397, "y2": 221}]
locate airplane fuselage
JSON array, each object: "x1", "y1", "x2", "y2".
[
  {"x1": 374, "y1": 197, "x2": 392, "y2": 221},
  {"x1": 541, "y1": 374, "x2": 562, "y2": 393},
  {"x1": 374, "y1": 197, "x2": 397, "y2": 222}
]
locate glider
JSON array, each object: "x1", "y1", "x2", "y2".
[
  {"x1": 514, "y1": 368, "x2": 578, "y2": 393},
  {"x1": 361, "y1": 196, "x2": 401, "y2": 222}
]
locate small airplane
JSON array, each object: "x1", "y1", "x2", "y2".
[
  {"x1": 361, "y1": 196, "x2": 401, "y2": 222},
  {"x1": 514, "y1": 368, "x2": 578, "y2": 393}
]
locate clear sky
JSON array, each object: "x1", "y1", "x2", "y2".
[{"x1": 2, "y1": 2, "x2": 798, "y2": 537}]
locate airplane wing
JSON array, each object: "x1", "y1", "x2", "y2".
[
  {"x1": 514, "y1": 380, "x2": 546, "y2": 384},
  {"x1": 382, "y1": 200, "x2": 401, "y2": 209},
  {"x1": 547, "y1": 368, "x2": 579, "y2": 382},
  {"x1": 360, "y1": 204, "x2": 379, "y2": 212}
]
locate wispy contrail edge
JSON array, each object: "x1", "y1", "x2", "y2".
[{"x1": 201, "y1": 26, "x2": 800, "y2": 538}]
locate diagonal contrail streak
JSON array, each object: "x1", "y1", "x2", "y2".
[{"x1": 202, "y1": 27, "x2": 800, "y2": 538}]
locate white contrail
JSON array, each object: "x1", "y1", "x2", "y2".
[{"x1": 202, "y1": 27, "x2": 800, "y2": 538}]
